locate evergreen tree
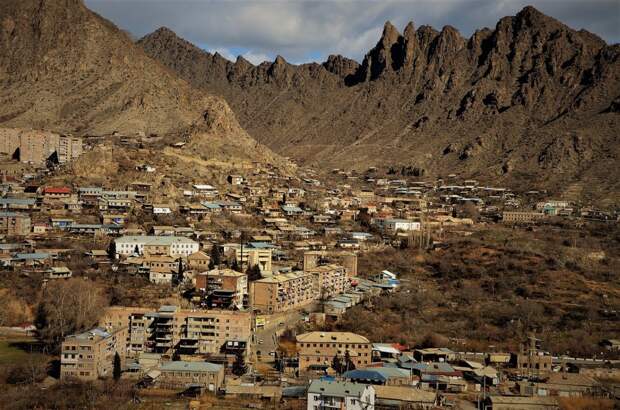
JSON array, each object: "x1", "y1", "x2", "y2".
[
  {"x1": 344, "y1": 350, "x2": 356, "y2": 372},
  {"x1": 331, "y1": 354, "x2": 343, "y2": 375},
  {"x1": 232, "y1": 351, "x2": 247, "y2": 376},
  {"x1": 107, "y1": 240, "x2": 116, "y2": 259},
  {"x1": 231, "y1": 258, "x2": 240, "y2": 272},
  {"x1": 209, "y1": 243, "x2": 221, "y2": 269},
  {"x1": 246, "y1": 264, "x2": 262, "y2": 282},
  {"x1": 113, "y1": 352, "x2": 121, "y2": 381}
]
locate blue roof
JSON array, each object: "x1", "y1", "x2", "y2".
[
  {"x1": 343, "y1": 369, "x2": 388, "y2": 383},
  {"x1": 15, "y1": 253, "x2": 50, "y2": 260}
]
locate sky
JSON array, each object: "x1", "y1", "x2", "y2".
[{"x1": 85, "y1": 0, "x2": 620, "y2": 65}]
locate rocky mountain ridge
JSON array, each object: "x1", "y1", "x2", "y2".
[{"x1": 139, "y1": 6, "x2": 620, "y2": 201}]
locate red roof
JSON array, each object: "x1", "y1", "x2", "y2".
[{"x1": 44, "y1": 187, "x2": 71, "y2": 194}]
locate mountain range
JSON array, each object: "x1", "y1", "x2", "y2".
[
  {"x1": 0, "y1": 1, "x2": 617, "y2": 200},
  {"x1": 138, "y1": 6, "x2": 620, "y2": 201}
]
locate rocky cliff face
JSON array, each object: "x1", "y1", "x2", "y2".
[
  {"x1": 0, "y1": 0, "x2": 283, "y2": 166},
  {"x1": 138, "y1": 6, "x2": 619, "y2": 200}
]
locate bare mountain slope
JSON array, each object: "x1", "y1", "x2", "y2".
[
  {"x1": 139, "y1": 7, "x2": 620, "y2": 200},
  {"x1": 0, "y1": 0, "x2": 282, "y2": 166}
]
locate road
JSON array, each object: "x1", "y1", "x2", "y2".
[{"x1": 253, "y1": 309, "x2": 305, "y2": 363}]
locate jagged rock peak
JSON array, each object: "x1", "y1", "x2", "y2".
[
  {"x1": 403, "y1": 21, "x2": 416, "y2": 38},
  {"x1": 274, "y1": 55, "x2": 287, "y2": 65},
  {"x1": 381, "y1": 20, "x2": 401, "y2": 44},
  {"x1": 322, "y1": 54, "x2": 360, "y2": 79}
]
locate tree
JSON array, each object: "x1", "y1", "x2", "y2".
[
  {"x1": 209, "y1": 243, "x2": 221, "y2": 269},
  {"x1": 246, "y1": 264, "x2": 262, "y2": 282},
  {"x1": 232, "y1": 351, "x2": 247, "y2": 376},
  {"x1": 230, "y1": 258, "x2": 240, "y2": 272},
  {"x1": 344, "y1": 350, "x2": 356, "y2": 372},
  {"x1": 331, "y1": 354, "x2": 343, "y2": 375},
  {"x1": 113, "y1": 352, "x2": 121, "y2": 381},
  {"x1": 36, "y1": 279, "x2": 107, "y2": 352},
  {"x1": 107, "y1": 240, "x2": 116, "y2": 259}
]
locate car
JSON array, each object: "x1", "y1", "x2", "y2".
[
  {"x1": 269, "y1": 351, "x2": 276, "y2": 356},
  {"x1": 258, "y1": 339, "x2": 264, "y2": 344}
]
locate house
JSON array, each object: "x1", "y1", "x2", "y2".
[
  {"x1": 281, "y1": 205, "x2": 303, "y2": 216},
  {"x1": 344, "y1": 367, "x2": 412, "y2": 386},
  {"x1": 158, "y1": 361, "x2": 224, "y2": 392},
  {"x1": 377, "y1": 218, "x2": 421, "y2": 232},
  {"x1": 192, "y1": 184, "x2": 218, "y2": 198},
  {"x1": 44, "y1": 266, "x2": 73, "y2": 280},
  {"x1": 152, "y1": 204, "x2": 172, "y2": 215},
  {"x1": 227, "y1": 175, "x2": 244, "y2": 185},
  {"x1": 195, "y1": 268, "x2": 248, "y2": 309},
  {"x1": 413, "y1": 348, "x2": 455, "y2": 362},
  {"x1": 307, "y1": 380, "x2": 375, "y2": 410},
  {"x1": 373, "y1": 385, "x2": 436, "y2": 409},
  {"x1": 187, "y1": 251, "x2": 211, "y2": 270},
  {"x1": 42, "y1": 186, "x2": 72, "y2": 200},
  {"x1": 503, "y1": 211, "x2": 546, "y2": 224}
]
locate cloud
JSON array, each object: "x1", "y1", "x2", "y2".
[{"x1": 85, "y1": 0, "x2": 620, "y2": 64}]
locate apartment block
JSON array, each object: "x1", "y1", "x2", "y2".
[
  {"x1": 305, "y1": 263, "x2": 349, "y2": 298},
  {"x1": 100, "y1": 306, "x2": 252, "y2": 359},
  {"x1": 195, "y1": 268, "x2": 248, "y2": 309},
  {"x1": 0, "y1": 212, "x2": 31, "y2": 236},
  {"x1": 60, "y1": 327, "x2": 128, "y2": 381},
  {"x1": 297, "y1": 332, "x2": 372, "y2": 371},
  {"x1": 0, "y1": 128, "x2": 82, "y2": 164},
  {"x1": 251, "y1": 271, "x2": 315, "y2": 314},
  {"x1": 233, "y1": 242, "x2": 273, "y2": 273},
  {"x1": 502, "y1": 211, "x2": 546, "y2": 224}
]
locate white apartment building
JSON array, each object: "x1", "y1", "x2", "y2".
[{"x1": 115, "y1": 236, "x2": 199, "y2": 257}]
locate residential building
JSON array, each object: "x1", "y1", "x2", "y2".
[
  {"x1": 158, "y1": 361, "x2": 224, "y2": 392},
  {"x1": 114, "y1": 236, "x2": 199, "y2": 257},
  {"x1": 187, "y1": 251, "x2": 210, "y2": 270},
  {"x1": 251, "y1": 271, "x2": 315, "y2": 313},
  {"x1": 195, "y1": 269, "x2": 248, "y2": 309},
  {"x1": 100, "y1": 306, "x2": 252, "y2": 359},
  {"x1": 502, "y1": 211, "x2": 546, "y2": 224},
  {"x1": 305, "y1": 264, "x2": 348, "y2": 298},
  {"x1": 60, "y1": 327, "x2": 128, "y2": 381},
  {"x1": 307, "y1": 380, "x2": 375, "y2": 410},
  {"x1": 232, "y1": 242, "x2": 273, "y2": 273},
  {"x1": 297, "y1": 332, "x2": 372, "y2": 371},
  {"x1": 377, "y1": 218, "x2": 421, "y2": 232}
]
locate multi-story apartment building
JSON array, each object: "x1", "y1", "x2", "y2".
[
  {"x1": 195, "y1": 269, "x2": 248, "y2": 309},
  {"x1": 0, "y1": 128, "x2": 82, "y2": 164},
  {"x1": 502, "y1": 211, "x2": 546, "y2": 224},
  {"x1": 60, "y1": 327, "x2": 128, "y2": 381},
  {"x1": 0, "y1": 211, "x2": 31, "y2": 236},
  {"x1": 114, "y1": 236, "x2": 199, "y2": 257},
  {"x1": 297, "y1": 332, "x2": 372, "y2": 371},
  {"x1": 100, "y1": 306, "x2": 252, "y2": 359},
  {"x1": 251, "y1": 271, "x2": 315, "y2": 314},
  {"x1": 305, "y1": 264, "x2": 349, "y2": 298},
  {"x1": 232, "y1": 242, "x2": 273, "y2": 273}
]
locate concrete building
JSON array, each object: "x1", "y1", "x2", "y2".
[
  {"x1": 100, "y1": 306, "x2": 252, "y2": 359},
  {"x1": 195, "y1": 269, "x2": 248, "y2": 309},
  {"x1": 0, "y1": 212, "x2": 31, "y2": 236},
  {"x1": 233, "y1": 242, "x2": 273, "y2": 273},
  {"x1": 377, "y1": 218, "x2": 421, "y2": 232},
  {"x1": 60, "y1": 327, "x2": 128, "y2": 381},
  {"x1": 305, "y1": 264, "x2": 349, "y2": 298},
  {"x1": 251, "y1": 271, "x2": 315, "y2": 313},
  {"x1": 297, "y1": 332, "x2": 372, "y2": 371},
  {"x1": 307, "y1": 380, "x2": 375, "y2": 410},
  {"x1": 0, "y1": 128, "x2": 82, "y2": 164},
  {"x1": 114, "y1": 236, "x2": 199, "y2": 257},
  {"x1": 503, "y1": 211, "x2": 546, "y2": 224},
  {"x1": 158, "y1": 361, "x2": 224, "y2": 392}
]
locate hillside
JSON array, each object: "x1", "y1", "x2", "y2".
[
  {"x1": 0, "y1": 0, "x2": 282, "y2": 166},
  {"x1": 139, "y1": 7, "x2": 620, "y2": 201}
]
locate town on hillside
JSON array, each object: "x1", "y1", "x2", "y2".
[{"x1": 0, "y1": 128, "x2": 618, "y2": 409}]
